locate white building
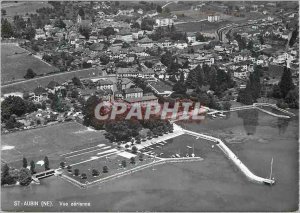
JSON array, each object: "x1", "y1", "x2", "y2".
[
  {"x1": 207, "y1": 15, "x2": 220, "y2": 22},
  {"x1": 155, "y1": 18, "x2": 174, "y2": 27}
]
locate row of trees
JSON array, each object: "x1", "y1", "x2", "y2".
[
  {"x1": 272, "y1": 66, "x2": 298, "y2": 109},
  {"x1": 2, "y1": 156, "x2": 50, "y2": 186},
  {"x1": 22, "y1": 156, "x2": 50, "y2": 173},
  {"x1": 237, "y1": 66, "x2": 262, "y2": 105},
  {"x1": 1, "y1": 96, "x2": 45, "y2": 129},
  {"x1": 1, "y1": 17, "x2": 36, "y2": 40},
  {"x1": 62, "y1": 165, "x2": 109, "y2": 178}
]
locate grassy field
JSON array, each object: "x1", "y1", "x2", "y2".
[
  {"x1": 1, "y1": 122, "x2": 108, "y2": 169},
  {"x1": 62, "y1": 151, "x2": 156, "y2": 184},
  {"x1": 1, "y1": 1, "x2": 53, "y2": 18},
  {"x1": 1, "y1": 44, "x2": 58, "y2": 84},
  {"x1": 1, "y1": 67, "x2": 103, "y2": 94},
  {"x1": 176, "y1": 20, "x2": 230, "y2": 33}
]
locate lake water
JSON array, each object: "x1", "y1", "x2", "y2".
[{"x1": 1, "y1": 109, "x2": 298, "y2": 211}]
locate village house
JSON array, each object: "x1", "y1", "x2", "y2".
[
  {"x1": 32, "y1": 86, "x2": 48, "y2": 103},
  {"x1": 233, "y1": 68, "x2": 249, "y2": 79},
  {"x1": 47, "y1": 81, "x2": 61, "y2": 94},
  {"x1": 155, "y1": 18, "x2": 174, "y2": 27},
  {"x1": 155, "y1": 38, "x2": 173, "y2": 48},
  {"x1": 35, "y1": 29, "x2": 46, "y2": 40},
  {"x1": 124, "y1": 95, "x2": 158, "y2": 106},
  {"x1": 207, "y1": 14, "x2": 220, "y2": 22},
  {"x1": 123, "y1": 87, "x2": 143, "y2": 99},
  {"x1": 116, "y1": 67, "x2": 139, "y2": 78},
  {"x1": 95, "y1": 79, "x2": 114, "y2": 90},
  {"x1": 139, "y1": 66, "x2": 155, "y2": 79},
  {"x1": 137, "y1": 37, "x2": 154, "y2": 48}
]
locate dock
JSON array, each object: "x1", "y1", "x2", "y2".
[{"x1": 181, "y1": 127, "x2": 275, "y2": 185}]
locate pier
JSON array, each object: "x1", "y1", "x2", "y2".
[{"x1": 181, "y1": 127, "x2": 275, "y2": 185}]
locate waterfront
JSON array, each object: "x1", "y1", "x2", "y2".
[{"x1": 1, "y1": 109, "x2": 298, "y2": 211}]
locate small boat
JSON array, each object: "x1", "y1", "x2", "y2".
[
  {"x1": 265, "y1": 157, "x2": 276, "y2": 185},
  {"x1": 212, "y1": 114, "x2": 217, "y2": 118},
  {"x1": 175, "y1": 154, "x2": 180, "y2": 158},
  {"x1": 219, "y1": 113, "x2": 226, "y2": 117}
]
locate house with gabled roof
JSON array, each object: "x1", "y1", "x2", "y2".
[{"x1": 32, "y1": 86, "x2": 48, "y2": 103}]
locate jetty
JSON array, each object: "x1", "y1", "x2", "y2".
[
  {"x1": 181, "y1": 127, "x2": 275, "y2": 185},
  {"x1": 224, "y1": 103, "x2": 295, "y2": 119}
]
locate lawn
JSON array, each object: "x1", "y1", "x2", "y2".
[
  {"x1": 62, "y1": 151, "x2": 156, "y2": 184},
  {"x1": 1, "y1": 67, "x2": 103, "y2": 94},
  {"x1": 1, "y1": 1, "x2": 53, "y2": 18},
  {"x1": 176, "y1": 20, "x2": 230, "y2": 33},
  {"x1": 1, "y1": 44, "x2": 58, "y2": 84},
  {"x1": 1, "y1": 122, "x2": 108, "y2": 169}
]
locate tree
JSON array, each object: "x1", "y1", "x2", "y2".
[
  {"x1": 237, "y1": 85, "x2": 253, "y2": 105},
  {"x1": 196, "y1": 32, "x2": 206, "y2": 42},
  {"x1": 2, "y1": 164, "x2": 10, "y2": 178},
  {"x1": 81, "y1": 173, "x2": 87, "y2": 179},
  {"x1": 164, "y1": 7, "x2": 170, "y2": 14},
  {"x1": 1, "y1": 9, "x2": 6, "y2": 16},
  {"x1": 24, "y1": 68, "x2": 36, "y2": 79},
  {"x1": 67, "y1": 165, "x2": 72, "y2": 172},
  {"x1": 19, "y1": 168, "x2": 32, "y2": 186},
  {"x1": 30, "y1": 160, "x2": 36, "y2": 174},
  {"x1": 139, "y1": 154, "x2": 143, "y2": 161},
  {"x1": 130, "y1": 157, "x2": 136, "y2": 164},
  {"x1": 132, "y1": 146, "x2": 138, "y2": 154},
  {"x1": 79, "y1": 24, "x2": 91, "y2": 40},
  {"x1": 74, "y1": 168, "x2": 79, "y2": 176},
  {"x1": 23, "y1": 157, "x2": 28, "y2": 168},
  {"x1": 144, "y1": 61, "x2": 153, "y2": 68},
  {"x1": 285, "y1": 88, "x2": 299, "y2": 109},
  {"x1": 5, "y1": 116, "x2": 22, "y2": 130},
  {"x1": 1, "y1": 96, "x2": 27, "y2": 120},
  {"x1": 289, "y1": 28, "x2": 298, "y2": 47},
  {"x1": 1, "y1": 19, "x2": 14, "y2": 38},
  {"x1": 279, "y1": 66, "x2": 294, "y2": 98},
  {"x1": 141, "y1": 18, "x2": 154, "y2": 31},
  {"x1": 223, "y1": 101, "x2": 231, "y2": 110},
  {"x1": 272, "y1": 84, "x2": 282, "y2": 98},
  {"x1": 78, "y1": 7, "x2": 85, "y2": 19},
  {"x1": 92, "y1": 169, "x2": 100, "y2": 176},
  {"x1": 156, "y1": 5, "x2": 162, "y2": 13},
  {"x1": 100, "y1": 55, "x2": 110, "y2": 65},
  {"x1": 247, "y1": 40, "x2": 253, "y2": 50},
  {"x1": 54, "y1": 18, "x2": 66, "y2": 29},
  {"x1": 1, "y1": 164, "x2": 16, "y2": 186},
  {"x1": 131, "y1": 22, "x2": 140, "y2": 29},
  {"x1": 103, "y1": 27, "x2": 115, "y2": 39},
  {"x1": 23, "y1": 27, "x2": 36, "y2": 40},
  {"x1": 72, "y1": 77, "x2": 82, "y2": 87},
  {"x1": 44, "y1": 156, "x2": 50, "y2": 171},
  {"x1": 258, "y1": 35, "x2": 264, "y2": 45},
  {"x1": 103, "y1": 165, "x2": 108, "y2": 173},
  {"x1": 121, "y1": 160, "x2": 127, "y2": 168},
  {"x1": 60, "y1": 162, "x2": 65, "y2": 168}
]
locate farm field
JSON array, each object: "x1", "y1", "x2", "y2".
[
  {"x1": 1, "y1": 66, "x2": 103, "y2": 94},
  {"x1": 1, "y1": 122, "x2": 108, "y2": 168},
  {"x1": 176, "y1": 20, "x2": 230, "y2": 33},
  {"x1": 1, "y1": 1, "x2": 53, "y2": 18},
  {"x1": 1, "y1": 44, "x2": 58, "y2": 84}
]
